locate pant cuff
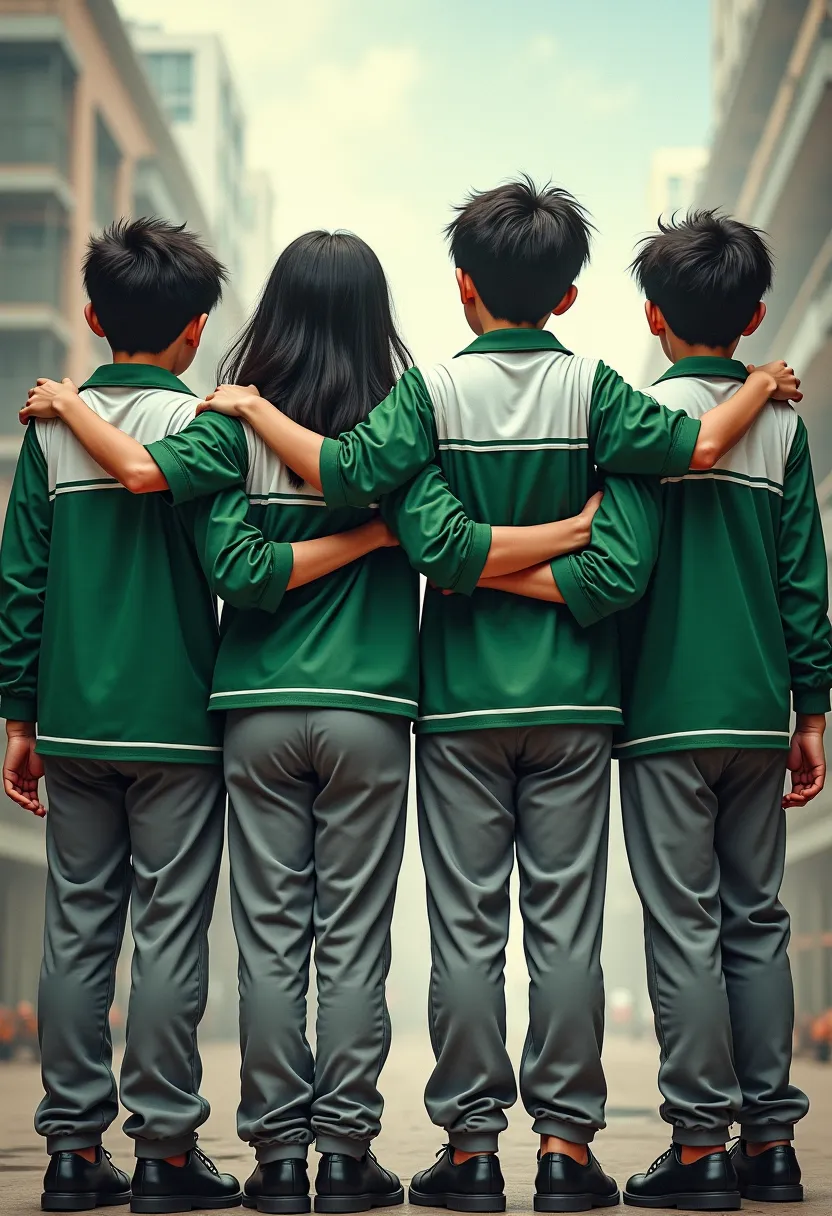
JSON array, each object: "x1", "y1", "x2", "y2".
[
  {"x1": 532, "y1": 1119, "x2": 597, "y2": 1145},
  {"x1": 134, "y1": 1133, "x2": 197, "y2": 1159},
  {"x1": 672, "y1": 1127, "x2": 731, "y2": 1147},
  {"x1": 740, "y1": 1124, "x2": 795, "y2": 1142},
  {"x1": 257, "y1": 1144, "x2": 310, "y2": 1163},
  {"x1": 46, "y1": 1134, "x2": 103, "y2": 1155},
  {"x1": 448, "y1": 1131, "x2": 500, "y2": 1153},
  {"x1": 315, "y1": 1135, "x2": 369, "y2": 1159}
]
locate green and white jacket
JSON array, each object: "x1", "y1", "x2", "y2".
[
  {"x1": 318, "y1": 328, "x2": 702, "y2": 733},
  {"x1": 553, "y1": 357, "x2": 832, "y2": 759},
  {"x1": 146, "y1": 414, "x2": 490, "y2": 720},
  {"x1": 0, "y1": 364, "x2": 291, "y2": 764}
]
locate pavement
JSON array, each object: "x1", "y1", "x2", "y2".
[{"x1": 0, "y1": 1034, "x2": 829, "y2": 1216}]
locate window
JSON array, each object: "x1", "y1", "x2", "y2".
[
  {"x1": 0, "y1": 331, "x2": 66, "y2": 435},
  {"x1": 0, "y1": 45, "x2": 75, "y2": 173},
  {"x1": 144, "y1": 52, "x2": 194, "y2": 123},
  {"x1": 94, "y1": 115, "x2": 122, "y2": 230}
]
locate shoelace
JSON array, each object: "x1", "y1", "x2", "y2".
[
  {"x1": 646, "y1": 1149, "x2": 672, "y2": 1175},
  {"x1": 193, "y1": 1148, "x2": 220, "y2": 1176}
]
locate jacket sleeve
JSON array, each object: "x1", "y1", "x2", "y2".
[
  {"x1": 0, "y1": 426, "x2": 52, "y2": 720},
  {"x1": 551, "y1": 474, "x2": 662, "y2": 628},
  {"x1": 319, "y1": 367, "x2": 438, "y2": 508},
  {"x1": 590, "y1": 362, "x2": 701, "y2": 476},
  {"x1": 777, "y1": 417, "x2": 832, "y2": 714},
  {"x1": 146, "y1": 413, "x2": 249, "y2": 504},
  {"x1": 190, "y1": 489, "x2": 293, "y2": 613},
  {"x1": 380, "y1": 463, "x2": 492, "y2": 595}
]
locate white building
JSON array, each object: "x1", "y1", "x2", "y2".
[{"x1": 241, "y1": 168, "x2": 277, "y2": 310}]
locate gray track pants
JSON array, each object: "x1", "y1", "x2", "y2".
[
  {"x1": 619, "y1": 748, "x2": 809, "y2": 1145},
  {"x1": 224, "y1": 708, "x2": 410, "y2": 1163},
  {"x1": 417, "y1": 725, "x2": 613, "y2": 1150},
  {"x1": 36, "y1": 756, "x2": 225, "y2": 1158}
]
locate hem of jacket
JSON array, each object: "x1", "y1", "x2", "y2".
[
  {"x1": 416, "y1": 707, "x2": 622, "y2": 734},
  {"x1": 662, "y1": 413, "x2": 700, "y2": 477},
  {"x1": 614, "y1": 731, "x2": 791, "y2": 760},
  {"x1": 793, "y1": 689, "x2": 831, "y2": 715},
  {"x1": 0, "y1": 696, "x2": 37, "y2": 721},
  {"x1": 209, "y1": 689, "x2": 418, "y2": 720},
  {"x1": 146, "y1": 439, "x2": 195, "y2": 505},
  {"x1": 319, "y1": 437, "x2": 347, "y2": 508},
  {"x1": 36, "y1": 739, "x2": 223, "y2": 765},
  {"x1": 551, "y1": 553, "x2": 600, "y2": 628},
  {"x1": 452, "y1": 522, "x2": 493, "y2": 596},
  {"x1": 257, "y1": 545, "x2": 294, "y2": 613}
]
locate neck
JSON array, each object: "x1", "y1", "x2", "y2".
[
  {"x1": 668, "y1": 341, "x2": 738, "y2": 363},
  {"x1": 112, "y1": 350, "x2": 182, "y2": 373},
  {"x1": 480, "y1": 318, "x2": 545, "y2": 333}
]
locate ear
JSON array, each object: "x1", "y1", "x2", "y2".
[
  {"x1": 184, "y1": 314, "x2": 209, "y2": 349},
  {"x1": 552, "y1": 285, "x2": 578, "y2": 317},
  {"x1": 84, "y1": 303, "x2": 107, "y2": 338},
  {"x1": 742, "y1": 302, "x2": 766, "y2": 337},
  {"x1": 644, "y1": 301, "x2": 667, "y2": 337},
  {"x1": 456, "y1": 268, "x2": 476, "y2": 306}
]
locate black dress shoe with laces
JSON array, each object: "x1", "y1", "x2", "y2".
[
  {"x1": 313, "y1": 1150, "x2": 403, "y2": 1213},
  {"x1": 624, "y1": 1145, "x2": 740, "y2": 1210},
  {"x1": 535, "y1": 1149, "x2": 620, "y2": 1212},
  {"x1": 42, "y1": 1148, "x2": 131, "y2": 1212},
  {"x1": 409, "y1": 1145, "x2": 505, "y2": 1213},
  {"x1": 130, "y1": 1148, "x2": 242, "y2": 1213},
  {"x1": 729, "y1": 1141, "x2": 803, "y2": 1203},
  {"x1": 243, "y1": 1161, "x2": 311, "y2": 1214}
]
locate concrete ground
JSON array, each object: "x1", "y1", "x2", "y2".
[{"x1": 0, "y1": 1035, "x2": 829, "y2": 1215}]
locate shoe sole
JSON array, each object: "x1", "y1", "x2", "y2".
[
  {"x1": 535, "y1": 1191, "x2": 621, "y2": 1211},
  {"x1": 408, "y1": 1189, "x2": 506, "y2": 1213},
  {"x1": 130, "y1": 1194, "x2": 243, "y2": 1214},
  {"x1": 314, "y1": 1189, "x2": 404, "y2": 1214},
  {"x1": 243, "y1": 1199, "x2": 311, "y2": 1214},
  {"x1": 42, "y1": 1196, "x2": 131, "y2": 1213},
  {"x1": 741, "y1": 1185, "x2": 803, "y2": 1204},
  {"x1": 623, "y1": 1192, "x2": 741, "y2": 1211}
]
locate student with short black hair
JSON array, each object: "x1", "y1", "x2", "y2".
[
  {"x1": 179, "y1": 179, "x2": 799, "y2": 1212},
  {"x1": 3, "y1": 217, "x2": 405, "y2": 1215},
  {"x1": 497, "y1": 210, "x2": 830, "y2": 1210}
]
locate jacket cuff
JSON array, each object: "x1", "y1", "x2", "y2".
[
  {"x1": 319, "y1": 438, "x2": 348, "y2": 508},
  {"x1": 0, "y1": 695, "x2": 37, "y2": 722},
  {"x1": 257, "y1": 544, "x2": 295, "y2": 614},
  {"x1": 551, "y1": 555, "x2": 603, "y2": 629},
  {"x1": 145, "y1": 440, "x2": 193, "y2": 505},
  {"x1": 793, "y1": 689, "x2": 831, "y2": 715},
  {"x1": 452, "y1": 523, "x2": 492, "y2": 597},
  {"x1": 662, "y1": 414, "x2": 701, "y2": 477}
]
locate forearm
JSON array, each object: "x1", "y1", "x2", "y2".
[
  {"x1": 482, "y1": 518, "x2": 586, "y2": 578},
  {"x1": 690, "y1": 368, "x2": 776, "y2": 469},
  {"x1": 239, "y1": 397, "x2": 324, "y2": 491},
  {"x1": 477, "y1": 563, "x2": 565, "y2": 602},
  {"x1": 56, "y1": 397, "x2": 167, "y2": 492},
  {"x1": 288, "y1": 523, "x2": 385, "y2": 589}
]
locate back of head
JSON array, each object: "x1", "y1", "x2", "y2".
[
  {"x1": 445, "y1": 175, "x2": 593, "y2": 324},
  {"x1": 220, "y1": 230, "x2": 411, "y2": 484},
  {"x1": 84, "y1": 217, "x2": 227, "y2": 354},
  {"x1": 630, "y1": 210, "x2": 773, "y2": 347}
]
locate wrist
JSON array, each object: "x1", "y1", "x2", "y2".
[
  {"x1": 238, "y1": 394, "x2": 266, "y2": 421},
  {"x1": 6, "y1": 720, "x2": 36, "y2": 739},
  {"x1": 749, "y1": 368, "x2": 777, "y2": 398},
  {"x1": 797, "y1": 712, "x2": 826, "y2": 734}
]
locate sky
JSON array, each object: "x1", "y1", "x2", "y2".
[{"x1": 117, "y1": 0, "x2": 712, "y2": 383}]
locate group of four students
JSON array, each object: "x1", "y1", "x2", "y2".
[{"x1": 1, "y1": 176, "x2": 829, "y2": 1216}]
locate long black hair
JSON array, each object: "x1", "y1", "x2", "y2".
[{"x1": 219, "y1": 230, "x2": 412, "y2": 486}]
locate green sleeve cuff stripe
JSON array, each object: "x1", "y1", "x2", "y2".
[
  {"x1": 146, "y1": 440, "x2": 193, "y2": 505},
  {"x1": 551, "y1": 554, "x2": 602, "y2": 629},
  {"x1": 320, "y1": 437, "x2": 347, "y2": 508},
  {"x1": 662, "y1": 414, "x2": 700, "y2": 477},
  {"x1": 0, "y1": 695, "x2": 37, "y2": 721},
  {"x1": 453, "y1": 523, "x2": 492, "y2": 597},
  {"x1": 793, "y1": 689, "x2": 831, "y2": 714},
  {"x1": 257, "y1": 544, "x2": 294, "y2": 614}
]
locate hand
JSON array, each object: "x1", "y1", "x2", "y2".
[
  {"x1": 20, "y1": 377, "x2": 80, "y2": 423},
  {"x1": 576, "y1": 491, "x2": 603, "y2": 546},
  {"x1": 783, "y1": 714, "x2": 826, "y2": 808},
  {"x1": 196, "y1": 383, "x2": 261, "y2": 417},
  {"x1": 747, "y1": 361, "x2": 802, "y2": 404},
  {"x1": 3, "y1": 724, "x2": 45, "y2": 817}
]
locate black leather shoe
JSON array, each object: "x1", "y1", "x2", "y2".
[
  {"x1": 42, "y1": 1148, "x2": 131, "y2": 1211},
  {"x1": 729, "y1": 1141, "x2": 803, "y2": 1202},
  {"x1": 243, "y1": 1161, "x2": 311, "y2": 1214},
  {"x1": 130, "y1": 1149, "x2": 242, "y2": 1213},
  {"x1": 314, "y1": 1150, "x2": 403, "y2": 1213},
  {"x1": 535, "y1": 1148, "x2": 619, "y2": 1212},
  {"x1": 409, "y1": 1145, "x2": 505, "y2": 1213},
  {"x1": 624, "y1": 1145, "x2": 740, "y2": 1210}
]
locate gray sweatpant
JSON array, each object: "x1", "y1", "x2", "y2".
[
  {"x1": 224, "y1": 708, "x2": 410, "y2": 1163},
  {"x1": 36, "y1": 756, "x2": 226, "y2": 1158},
  {"x1": 416, "y1": 725, "x2": 613, "y2": 1151},
  {"x1": 619, "y1": 748, "x2": 809, "y2": 1146}
]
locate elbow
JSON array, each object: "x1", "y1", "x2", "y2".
[
  {"x1": 122, "y1": 464, "x2": 159, "y2": 494},
  {"x1": 689, "y1": 440, "x2": 719, "y2": 471}
]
